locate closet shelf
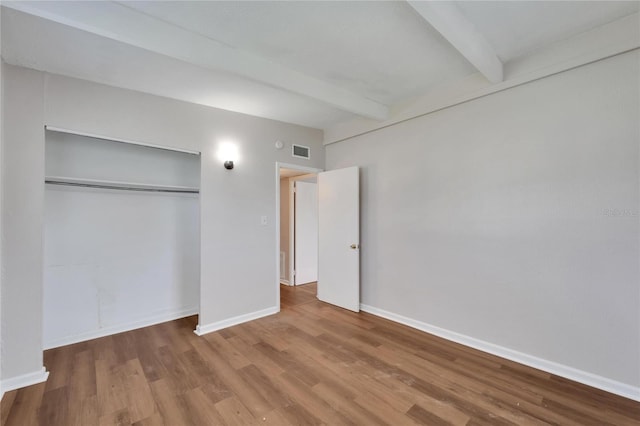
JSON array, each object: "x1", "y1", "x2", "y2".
[{"x1": 45, "y1": 176, "x2": 199, "y2": 194}]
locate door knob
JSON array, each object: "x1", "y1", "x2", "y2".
[{"x1": 350, "y1": 244, "x2": 359, "y2": 249}]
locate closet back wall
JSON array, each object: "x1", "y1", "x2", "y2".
[{"x1": 43, "y1": 132, "x2": 200, "y2": 348}]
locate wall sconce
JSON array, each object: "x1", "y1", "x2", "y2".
[{"x1": 217, "y1": 141, "x2": 239, "y2": 171}]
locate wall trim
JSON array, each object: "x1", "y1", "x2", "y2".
[
  {"x1": 0, "y1": 367, "x2": 49, "y2": 399},
  {"x1": 43, "y1": 306, "x2": 198, "y2": 349},
  {"x1": 360, "y1": 304, "x2": 640, "y2": 402},
  {"x1": 280, "y1": 279, "x2": 291, "y2": 286},
  {"x1": 194, "y1": 306, "x2": 279, "y2": 336}
]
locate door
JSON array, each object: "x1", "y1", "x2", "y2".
[
  {"x1": 294, "y1": 181, "x2": 318, "y2": 285},
  {"x1": 317, "y1": 166, "x2": 360, "y2": 312}
]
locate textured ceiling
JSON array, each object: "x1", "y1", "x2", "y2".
[
  {"x1": 1, "y1": 1, "x2": 637, "y2": 130},
  {"x1": 456, "y1": 1, "x2": 639, "y2": 61},
  {"x1": 1, "y1": 8, "x2": 353, "y2": 129},
  {"x1": 121, "y1": 1, "x2": 476, "y2": 105}
]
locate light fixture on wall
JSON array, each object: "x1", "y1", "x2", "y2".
[{"x1": 217, "y1": 141, "x2": 239, "y2": 171}]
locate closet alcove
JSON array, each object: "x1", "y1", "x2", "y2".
[{"x1": 43, "y1": 128, "x2": 201, "y2": 348}]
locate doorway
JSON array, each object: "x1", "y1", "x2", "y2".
[{"x1": 275, "y1": 162, "x2": 322, "y2": 310}]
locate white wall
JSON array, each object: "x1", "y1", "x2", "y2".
[
  {"x1": 0, "y1": 9, "x2": 4, "y2": 399},
  {"x1": 293, "y1": 180, "x2": 318, "y2": 285},
  {"x1": 326, "y1": 51, "x2": 640, "y2": 395},
  {"x1": 43, "y1": 132, "x2": 200, "y2": 348},
  {"x1": 1, "y1": 66, "x2": 46, "y2": 386},
  {"x1": 1, "y1": 64, "x2": 324, "y2": 388}
]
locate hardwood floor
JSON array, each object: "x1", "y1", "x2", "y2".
[{"x1": 2, "y1": 282, "x2": 639, "y2": 425}]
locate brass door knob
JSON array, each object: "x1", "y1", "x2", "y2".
[{"x1": 350, "y1": 244, "x2": 359, "y2": 249}]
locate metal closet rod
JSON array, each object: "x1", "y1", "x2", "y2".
[{"x1": 45, "y1": 179, "x2": 200, "y2": 194}]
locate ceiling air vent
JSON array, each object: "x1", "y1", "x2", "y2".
[{"x1": 292, "y1": 144, "x2": 310, "y2": 159}]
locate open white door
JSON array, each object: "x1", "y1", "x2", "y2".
[
  {"x1": 294, "y1": 181, "x2": 318, "y2": 285},
  {"x1": 318, "y1": 166, "x2": 360, "y2": 312}
]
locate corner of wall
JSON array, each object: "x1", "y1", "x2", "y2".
[
  {"x1": 0, "y1": 367, "x2": 49, "y2": 399},
  {"x1": 194, "y1": 306, "x2": 279, "y2": 336},
  {"x1": 1, "y1": 63, "x2": 46, "y2": 389}
]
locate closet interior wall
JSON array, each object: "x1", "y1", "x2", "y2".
[{"x1": 43, "y1": 130, "x2": 201, "y2": 348}]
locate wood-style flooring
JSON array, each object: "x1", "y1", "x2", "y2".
[{"x1": 2, "y1": 283, "x2": 639, "y2": 425}]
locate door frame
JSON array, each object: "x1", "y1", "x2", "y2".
[{"x1": 275, "y1": 162, "x2": 323, "y2": 310}]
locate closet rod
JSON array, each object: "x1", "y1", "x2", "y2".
[{"x1": 45, "y1": 180, "x2": 199, "y2": 194}]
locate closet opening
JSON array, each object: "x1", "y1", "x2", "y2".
[{"x1": 43, "y1": 127, "x2": 201, "y2": 349}]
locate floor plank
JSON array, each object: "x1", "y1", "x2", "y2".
[{"x1": 1, "y1": 282, "x2": 638, "y2": 425}]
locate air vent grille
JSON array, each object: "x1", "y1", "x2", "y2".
[{"x1": 292, "y1": 144, "x2": 310, "y2": 159}]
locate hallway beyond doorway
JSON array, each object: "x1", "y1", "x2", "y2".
[{"x1": 280, "y1": 282, "x2": 317, "y2": 308}]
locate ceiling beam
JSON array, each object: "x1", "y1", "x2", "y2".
[
  {"x1": 407, "y1": 1, "x2": 503, "y2": 84},
  {"x1": 2, "y1": 1, "x2": 389, "y2": 121}
]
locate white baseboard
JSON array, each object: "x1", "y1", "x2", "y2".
[
  {"x1": 194, "y1": 306, "x2": 279, "y2": 336},
  {"x1": 360, "y1": 304, "x2": 640, "y2": 402},
  {"x1": 0, "y1": 367, "x2": 49, "y2": 399},
  {"x1": 280, "y1": 279, "x2": 291, "y2": 286},
  {"x1": 44, "y1": 306, "x2": 198, "y2": 349}
]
